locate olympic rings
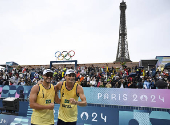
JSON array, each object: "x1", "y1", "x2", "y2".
[{"x1": 55, "y1": 50, "x2": 75, "y2": 60}]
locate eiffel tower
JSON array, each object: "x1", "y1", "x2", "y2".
[{"x1": 115, "y1": 0, "x2": 131, "y2": 62}]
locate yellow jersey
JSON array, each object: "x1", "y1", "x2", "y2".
[
  {"x1": 31, "y1": 84, "x2": 55, "y2": 125},
  {"x1": 58, "y1": 81, "x2": 79, "y2": 122}
]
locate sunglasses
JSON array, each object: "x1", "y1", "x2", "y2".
[
  {"x1": 68, "y1": 74, "x2": 75, "y2": 77},
  {"x1": 45, "y1": 73, "x2": 53, "y2": 78}
]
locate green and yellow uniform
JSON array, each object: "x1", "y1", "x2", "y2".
[
  {"x1": 31, "y1": 84, "x2": 55, "y2": 125},
  {"x1": 58, "y1": 81, "x2": 79, "y2": 122}
]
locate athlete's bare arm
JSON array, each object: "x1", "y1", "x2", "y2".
[
  {"x1": 54, "y1": 82, "x2": 62, "y2": 104},
  {"x1": 69, "y1": 85, "x2": 87, "y2": 107},
  {"x1": 29, "y1": 84, "x2": 54, "y2": 110}
]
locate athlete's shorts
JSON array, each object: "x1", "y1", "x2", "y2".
[{"x1": 57, "y1": 119, "x2": 77, "y2": 125}]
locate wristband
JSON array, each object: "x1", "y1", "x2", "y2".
[{"x1": 75, "y1": 101, "x2": 77, "y2": 105}]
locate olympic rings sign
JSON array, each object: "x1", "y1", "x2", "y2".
[{"x1": 55, "y1": 50, "x2": 75, "y2": 60}]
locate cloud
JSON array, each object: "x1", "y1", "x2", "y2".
[{"x1": 0, "y1": 0, "x2": 170, "y2": 65}]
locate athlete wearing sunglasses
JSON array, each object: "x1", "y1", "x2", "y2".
[{"x1": 29, "y1": 69, "x2": 55, "y2": 125}]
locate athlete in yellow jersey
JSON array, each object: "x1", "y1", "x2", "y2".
[
  {"x1": 29, "y1": 69, "x2": 58, "y2": 125},
  {"x1": 55, "y1": 69, "x2": 87, "y2": 125}
]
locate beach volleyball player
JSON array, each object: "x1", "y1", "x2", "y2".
[
  {"x1": 55, "y1": 69, "x2": 87, "y2": 125},
  {"x1": 29, "y1": 69, "x2": 56, "y2": 125}
]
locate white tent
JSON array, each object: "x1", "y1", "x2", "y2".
[{"x1": 0, "y1": 66, "x2": 5, "y2": 70}]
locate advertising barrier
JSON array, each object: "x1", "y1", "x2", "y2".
[
  {"x1": 0, "y1": 104, "x2": 169, "y2": 125},
  {"x1": 0, "y1": 85, "x2": 170, "y2": 109},
  {"x1": 0, "y1": 85, "x2": 170, "y2": 124},
  {"x1": 84, "y1": 88, "x2": 170, "y2": 109}
]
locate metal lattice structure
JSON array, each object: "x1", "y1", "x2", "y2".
[{"x1": 116, "y1": 0, "x2": 131, "y2": 62}]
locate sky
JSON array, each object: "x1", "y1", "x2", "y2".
[{"x1": 0, "y1": 0, "x2": 170, "y2": 65}]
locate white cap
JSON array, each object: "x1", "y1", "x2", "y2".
[
  {"x1": 43, "y1": 69, "x2": 53, "y2": 75},
  {"x1": 65, "y1": 69, "x2": 76, "y2": 75}
]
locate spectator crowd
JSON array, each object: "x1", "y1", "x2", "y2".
[{"x1": 0, "y1": 64, "x2": 170, "y2": 89}]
